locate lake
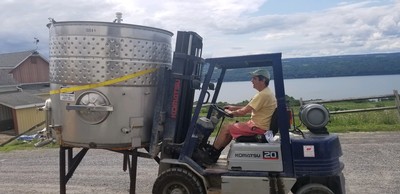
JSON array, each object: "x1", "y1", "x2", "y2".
[{"x1": 195, "y1": 74, "x2": 400, "y2": 103}]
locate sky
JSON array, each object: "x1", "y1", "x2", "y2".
[{"x1": 0, "y1": 0, "x2": 399, "y2": 59}]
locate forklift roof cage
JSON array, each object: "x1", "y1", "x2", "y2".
[{"x1": 205, "y1": 53, "x2": 293, "y2": 176}]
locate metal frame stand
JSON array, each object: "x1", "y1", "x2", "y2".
[{"x1": 59, "y1": 146, "x2": 138, "y2": 194}]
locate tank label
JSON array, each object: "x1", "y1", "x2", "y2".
[
  {"x1": 60, "y1": 87, "x2": 75, "y2": 102},
  {"x1": 303, "y1": 145, "x2": 315, "y2": 157}
]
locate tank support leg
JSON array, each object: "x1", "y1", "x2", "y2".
[
  {"x1": 60, "y1": 146, "x2": 88, "y2": 194},
  {"x1": 123, "y1": 149, "x2": 138, "y2": 194},
  {"x1": 59, "y1": 147, "x2": 137, "y2": 194},
  {"x1": 60, "y1": 147, "x2": 66, "y2": 194}
]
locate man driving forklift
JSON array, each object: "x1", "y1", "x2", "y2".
[{"x1": 199, "y1": 69, "x2": 277, "y2": 165}]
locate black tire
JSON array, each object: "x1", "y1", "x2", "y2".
[
  {"x1": 296, "y1": 183, "x2": 334, "y2": 194},
  {"x1": 152, "y1": 167, "x2": 205, "y2": 194}
]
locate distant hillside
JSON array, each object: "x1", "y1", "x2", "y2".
[{"x1": 217, "y1": 52, "x2": 400, "y2": 81}]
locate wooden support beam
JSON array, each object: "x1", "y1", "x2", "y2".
[
  {"x1": 303, "y1": 94, "x2": 395, "y2": 104},
  {"x1": 394, "y1": 90, "x2": 400, "y2": 121},
  {"x1": 329, "y1": 106, "x2": 397, "y2": 114}
]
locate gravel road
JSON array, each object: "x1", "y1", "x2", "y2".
[{"x1": 0, "y1": 131, "x2": 399, "y2": 194}]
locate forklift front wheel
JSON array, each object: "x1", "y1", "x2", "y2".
[
  {"x1": 296, "y1": 183, "x2": 334, "y2": 194},
  {"x1": 152, "y1": 167, "x2": 205, "y2": 194}
]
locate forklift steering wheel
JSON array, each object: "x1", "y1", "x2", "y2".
[{"x1": 211, "y1": 104, "x2": 233, "y2": 118}]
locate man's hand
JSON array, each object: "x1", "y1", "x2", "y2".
[
  {"x1": 224, "y1": 105, "x2": 235, "y2": 111},
  {"x1": 225, "y1": 109, "x2": 234, "y2": 115}
]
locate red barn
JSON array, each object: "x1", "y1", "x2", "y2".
[{"x1": 0, "y1": 50, "x2": 49, "y2": 135}]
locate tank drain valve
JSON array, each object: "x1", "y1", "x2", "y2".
[{"x1": 121, "y1": 127, "x2": 131, "y2": 134}]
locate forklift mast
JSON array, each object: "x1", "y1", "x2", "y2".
[
  {"x1": 149, "y1": 31, "x2": 205, "y2": 157},
  {"x1": 169, "y1": 31, "x2": 203, "y2": 143},
  {"x1": 170, "y1": 31, "x2": 203, "y2": 143}
]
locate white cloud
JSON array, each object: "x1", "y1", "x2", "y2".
[{"x1": 260, "y1": 32, "x2": 295, "y2": 40}]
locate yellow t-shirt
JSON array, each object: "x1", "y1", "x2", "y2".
[{"x1": 248, "y1": 87, "x2": 277, "y2": 130}]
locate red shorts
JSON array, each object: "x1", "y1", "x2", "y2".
[{"x1": 228, "y1": 120, "x2": 266, "y2": 139}]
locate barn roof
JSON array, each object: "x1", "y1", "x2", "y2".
[
  {"x1": 0, "y1": 91, "x2": 44, "y2": 109},
  {"x1": 0, "y1": 50, "x2": 49, "y2": 85},
  {"x1": 0, "y1": 50, "x2": 35, "y2": 69}
]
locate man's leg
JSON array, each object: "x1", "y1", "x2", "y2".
[
  {"x1": 229, "y1": 121, "x2": 265, "y2": 139},
  {"x1": 213, "y1": 124, "x2": 233, "y2": 150},
  {"x1": 196, "y1": 124, "x2": 233, "y2": 165},
  {"x1": 197, "y1": 122, "x2": 255, "y2": 165}
]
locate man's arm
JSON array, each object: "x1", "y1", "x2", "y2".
[
  {"x1": 226, "y1": 105, "x2": 253, "y2": 117},
  {"x1": 224, "y1": 105, "x2": 241, "y2": 111}
]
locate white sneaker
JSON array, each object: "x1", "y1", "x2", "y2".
[{"x1": 264, "y1": 130, "x2": 275, "y2": 143}]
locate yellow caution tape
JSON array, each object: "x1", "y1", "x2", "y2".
[{"x1": 50, "y1": 68, "x2": 158, "y2": 95}]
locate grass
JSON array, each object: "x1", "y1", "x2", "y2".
[
  {"x1": 326, "y1": 110, "x2": 400, "y2": 133},
  {"x1": 0, "y1": 139, "x2": 58, "y2": 152},
  {"x1": 309, "y1": 100, "x2": 400, "y2": 133}
]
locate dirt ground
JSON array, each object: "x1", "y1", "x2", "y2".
[
  {"x1": 0, "y1": 131, "x2": 399, "y2": 194},
  {"x1": 0, "y1": 132, "x2": 15, "y2": 145}
]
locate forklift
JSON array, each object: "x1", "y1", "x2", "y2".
[{"x1": 148, "y1": 31, "x2": 346, "y2": 194}]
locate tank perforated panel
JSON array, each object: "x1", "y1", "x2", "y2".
[{"x1": 49, "y1": 22, "x2": 172, "y2": 86}]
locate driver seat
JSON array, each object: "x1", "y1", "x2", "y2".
[{"x1": 235, "y1": 108, "x2": 278, "y2": 143}]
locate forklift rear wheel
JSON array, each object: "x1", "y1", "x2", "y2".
[
  {"x1": 152, "y1": 167, "x2": 205, "y2": 194},
  {"x1": 296, "y1": 183, "x2": 334, "y2": 194}
]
